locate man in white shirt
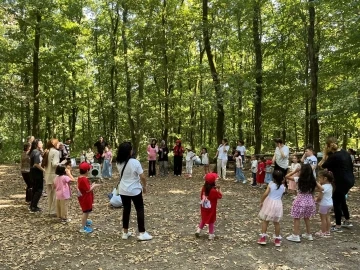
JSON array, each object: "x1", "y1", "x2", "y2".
[
  {"x1": 215, "y1": 139, "x2": 230, "y2": 179},
  {"x1": 236, "y1": 140, "x2": 246, "y2": 167},
  {"x1": 301, "y1": 146, "x2": 318, "y2": 177},
  {"x1": 272, "y1": 138, "x2": 290, "y2": 179}
]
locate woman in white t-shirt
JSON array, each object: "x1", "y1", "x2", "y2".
[
  {"x1": 116, "y1": 142, "x2": 152, "y2": 241},
  {"x1": 214, "y1": 139, "x2": 230, "y2": 179},
  {"x1": 315, "y1": 170, "x2": 334, "y2": 237}
]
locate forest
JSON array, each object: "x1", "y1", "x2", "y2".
[{"x1": 0, "y1": 0, "x2": 359, "y2": 162}]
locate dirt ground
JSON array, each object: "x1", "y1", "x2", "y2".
[{"x1": 0, "y1": 164, "x2": 359, "y2": 270}]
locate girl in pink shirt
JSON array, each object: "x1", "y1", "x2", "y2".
[
  {"x1": 147, "y1": 139, "x2": 158, "y2": 177},
  {"x1": 54, "y1": 165, "x2": 76, "y2": 223}
]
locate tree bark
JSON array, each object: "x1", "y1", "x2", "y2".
[
  {"x1": 121, "y1": 4, "x2": 136, "y2": 148},
  {"x1": 252, "y1": 0, "x2": 263, "y2": 154},
  {"x1": 203, "y1": 0, "x2": 224, "y2": 145},
  {"x1": 32, "y1": 10, "x2": 41, "y2": 138},
  {"x1": 308, "y1": 0, "x2": 320, "y2": 152}
]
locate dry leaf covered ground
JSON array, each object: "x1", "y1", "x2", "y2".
[{"x1": 0, "y1": 164, "x2": 359, "y2": 270}]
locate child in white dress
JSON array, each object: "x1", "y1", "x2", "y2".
[{"x1": 201, "y1": 148, "x2": 209, "y2": 175}]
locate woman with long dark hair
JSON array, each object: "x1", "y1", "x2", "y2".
[
  {"x1": 147, "y1": 139, "x2": 158, "y2": 177},
  {"x1": 29, "y1": 139, "x2": 45, "y2": 213},
  {"x1": 319, "y1": 137, "x2": 355, "y2": 232},
  {"x1": 116, "y1": 142, "x2": 152, "y2": 241}
]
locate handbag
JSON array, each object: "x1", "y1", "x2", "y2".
[
  {"x1": 116, "y1": 159, "x2": 130, "y2": 195},
  {"x1": 200, "y1": 195, "x2": 211, "y2": 209}
]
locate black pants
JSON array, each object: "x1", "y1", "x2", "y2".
[
  {"x1": 252, "y1": 172, "x2": 257, "y2": 186},
  {"x1": 148, "y1": 160, "x2": 156, "y2": 176},
  {"x1": 274, "y1": 163, "x2": 288, "y2": 189},
  {"x1": 174, "y1": 156, "x2": 183, "y2": 176},
  {"x1": 333, "y1": 185, "x2": 352, "y2": 225},
  {"x1": 30, "y1": 168, "x2": 43, "y2": 210},
  {"x1": 21, "y1": 172, "x2": 32, "y2": 202},
  {"x1": 120, "y1": 192, "x2": 145, "y2": 232}
]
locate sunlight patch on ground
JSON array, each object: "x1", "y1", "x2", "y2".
[
  {"x1": 0, "y1": 199, "x2": 14, "y2": 204},
  {"x1": 168, "y1": 189, "x2": 187, "y2": 194},
  {"x1": 9, "y1": 194, "x2": 26, "y2": 199},
  {"x1": 0, "y1": 204, "x2": 23, "y2": 209}
]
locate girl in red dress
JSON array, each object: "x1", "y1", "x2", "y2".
[
  {"x1": 195, "y1": 173, "x2": 223, "y2": 240},
  {"x1": 257, "y1": 157, "x2": 266, "y2": 188}
]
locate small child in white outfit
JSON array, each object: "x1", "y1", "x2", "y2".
[{"x1": 185, "y1": 148, "x2": 196, "y2": 178}]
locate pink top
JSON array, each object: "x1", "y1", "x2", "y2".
[
  {"x1": 147, "y1": 145, "x2": 158, "y2": 161},
  {"x1": 103, "y1": 150, "x2": 112, "y2": 160},
  {"x1": 54, "y1": 175, "x2": 71, "y2": 200}
]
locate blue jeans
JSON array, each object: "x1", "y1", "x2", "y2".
[
  {"x1": 236, "y1": 167, "x2": 245, "y2": 181},
  {"x1": 102, "y1": 159, "x2": 112, "y2": 178}
]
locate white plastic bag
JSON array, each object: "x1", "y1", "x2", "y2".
[{"x1": 110, "y1": 188, "x2": 123, "y2": 208}]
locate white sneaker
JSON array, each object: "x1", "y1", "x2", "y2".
[
  {"x1": 286, "y1": 234, "x2": 301, "y2": 242},
  {"x1": 208, "y1": 234, "x2": 215, "y2": 240},
  {"x1": 301, "y1": 233, "x2": 313, "y2": 241},
  {"x1": 242, "y1": 180, "x2": 247, "y2": 184},
  {"x1": 138, "y1": 231, "x2": 153, "y2": 241},
  {"x1": 122, "y1": 232, "x2": 132, "y2": 240}
]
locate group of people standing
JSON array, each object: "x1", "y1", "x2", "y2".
[
  {"x1": 256, "y1": 137, "x2": 355, "y2": 246},
  {"x1": 20, "y1": 136, "x2": 72, "y2": 213},
  {"x1": 146, "y1": 139, "x2": 211, "y2": 178}
]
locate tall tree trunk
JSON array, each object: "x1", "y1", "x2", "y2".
[
  {"x1": 109, "y1": 3, "x2": 120, "y2": 147},
  {"x1": 252, "y1": 0, "x2": 263, "y2": 154},
  {"x1": 121, "y1": 4, "x2": 136, "y2": 148},
  {"x1": 161, "y1": 0, "x2": 170, "y2": 142},
  {"x1": 32, "y1": 10, "x2": 41, "y2": 138},
  {"x1": 294, "y1": 122, "x2": 299, "y2": 150},
  {"x1": 342, "y1": 130, "x2": 348, "y2": 149},
  {"x1": 87, "y1": 91, "x2": 92, "y2": 148},
  {"x1": 203, "y1": 0, "x2": 224, "y2": 145},
  {"x1": 70, "y1": 71, "x2": 78, "y2": 145},
  {"x1": 308, "y1": 0, "x2": 320, "y2": 152}
]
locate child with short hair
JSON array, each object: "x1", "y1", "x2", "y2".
[
  {"x1": 301, "y1": 146, "x2": 318, "y2": 177},
  {"x1": 289, "y1": 155, "x2": 301, "y2": 195},
  {"x1": 234, "y1": 151, "x2": 246, "y2": 183},
  {"x1": 185, "y1": 147, "x2": 196, "y2": 178},
  {"x1": 77, "y1": 162, "x2": 100, "y2": 233},
  {"x1": 264, "y1": 159, "x2": 273, "y2": 186},
  {"x1": 256, "y1": 157, "x2": 266, "y2": 188},
  {"x1": 251, "y1": 155, "x2": 258, "y2": 187},
  {"x1": 201, "y1": 148, "x2": 209, "y2": 175},
  {"x1": 195, "y1": 173, "x2": 222, "y2": 240},
  {"x1": 54, "y1": 165, "x2": 76, "y2": 223},
  {"x1": 257, "y1": 170, "x2": 286, "y2": 247},
  {"x1": 315, "y1": 170, "x2": 334, "y2": 237},
  {"x1": 285, "y1": 164, "x2": 317, "y2": 242}
]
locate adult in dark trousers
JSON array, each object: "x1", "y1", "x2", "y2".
[
  {"x1": 20, "y1": 143, "x2": 32, "y2": 204},
  {"x1": 116, "y1": 142, "x2": 152, "y2": 241},
  {"x1": 94, "y1": 136, "x2": 108, "y2": 165},
  {"x1": 173, "y1": 140, "x2": 184, "y2": 176},
  {"x1": 29, "y1": 139, "x2": 45, "y2": 213},
  {"x1": 158, "y1": 140, "x2": 169, "y2": 177},
  {"x1": 272, "y1": 138, "x2": 290, "y2": 185},
  {"x1": 320, "y1": 137, "x2": 355, "y2": 232}
]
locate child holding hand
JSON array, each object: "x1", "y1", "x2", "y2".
[
  {"x1": 257, "y1": 170, "x2": 285, "y2": 247},
  {"x1": 285, "y1": 164, "x2": 316, "y2": 242},
  {"x1": 315, "y1": 170, "x2": 334, "y2": 237}
]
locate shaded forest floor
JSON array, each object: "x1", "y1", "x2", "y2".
[{"x1": 0, "y1": 164, "x2": 360, "y2": 270}]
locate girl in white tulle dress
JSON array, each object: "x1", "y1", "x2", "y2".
[{"x1": 257, "y1": 170, "x2": 286, "y2": 247}]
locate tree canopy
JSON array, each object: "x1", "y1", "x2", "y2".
[{"x1": 0, "y1": 0, "x2": 359, "y2": 161}]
